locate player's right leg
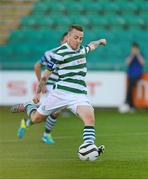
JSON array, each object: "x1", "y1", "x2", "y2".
[
  {"x1": 25, "y1": 102, "x2": 48, "y2": 123},
  {"x1": 17, "y1": 91, "x2": 66, "y2": 140},
  {"x1": 18, "y1": 118, "x2": 32, "y2": 139},
  {"x1": 10, "y1": 103, "x2": 45, "y2": 139},
  {"x1": 10, "y1": 103, "x2": 25, "y2": 113},
  {"x1": 17, "y1": 102, "x2": 48, "y2": 139}
]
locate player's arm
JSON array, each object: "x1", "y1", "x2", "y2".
[
  {"x1": 87, "y1": 39, "x2": 107, "y2": 51},
  {"x1": 126, "y1": 55, "x2": 135, "y2": 65},
  {"x1": 126, "y1": 53, "x2": 145, "y2": 66},
  {"x1": 137, "y1": 54, "x2": 145, "y2": 65},
  {"x1": 34, "y1": 54, "x2": 48, "y2": 82},
  {"x1": 33, "y1": 70, "x2": 52, "y2": 104},
  {"x1": 33, "y1": 50, "x2": 56, "y2": 103},
  {"x1": 37, "y1": 70, "x2": 52, "y2": 94},
  {"x1": 34, "y1": 62, "x2": 42, "y2": 81}
]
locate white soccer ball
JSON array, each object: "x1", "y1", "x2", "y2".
[
  {"x1": 78, "y1": 143, "x2": 99, "y2": 161},
  {"x1": 118, "y1": 103, "x2": 130, "y2": 113}
]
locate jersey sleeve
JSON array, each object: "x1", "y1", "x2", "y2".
[
  {"x1": 44, "y1": 51, "x2": 58, "y2": 71},
  {"x1": 84, "y1": 46, "x2": 91, "y2": 54},
  {"x1": 81, "y1": 45, "x2": 91, "y2": 55},
  {"x1": 38, "y1": 56, "x2": 48, "y2": 66}
]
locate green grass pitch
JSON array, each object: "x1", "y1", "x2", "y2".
[{"x1": 0, "y1": 107, "x2": 148, "y2": 178}]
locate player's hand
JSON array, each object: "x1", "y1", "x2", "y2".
[
  {"x1": 98, "y1": 39, "x2": 107, "y2": 46},
  {"x1": 88, "y1": 41, "x2": 98, "y2": 51},
  {"x1": 88, "y1": 38, "x2": 107, "y2": 51},
  {"x1": 32, "y1": 93, "x2": 40, "y2": 104},
  {"x1": 41, "y1": 86, "x2": 47, "y2": 94}
]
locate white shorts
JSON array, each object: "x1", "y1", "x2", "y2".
[
  {"x1": 37, "y1": 89, "x2": 92, "y2": 116},
  {"x1": 39, "y1": 85, "x2": 54, "y2": 104}
]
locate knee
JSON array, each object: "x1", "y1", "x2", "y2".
[
  {"x1": 31, "y1": 116, "x2": 41, "y2": 123},
  {"x1": 77, "y1": 105, "x2": 95, "y2": 126},
  {"x1": 51, "y1": 112, "x2": 60, "y2": 119},
  {"x1": 31, "y1": 112, "x2": 44, "y2": 123},
  {"x1": 83, "y1": 109, "x2": 95, "y2": 126}
]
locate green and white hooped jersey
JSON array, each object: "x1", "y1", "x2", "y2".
[{"x1": 44, "y1": 43, "x2": 90, "y2": 94}]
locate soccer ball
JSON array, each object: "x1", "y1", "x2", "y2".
[
  {"x1": 118, "y1": 103, "x2": 130, "y2": 113},
  {"x1": 78, "y1": 143, "x2": 99, "y2": 161}
]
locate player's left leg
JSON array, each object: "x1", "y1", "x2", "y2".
[
  {"x1": 76, "y1": 104, "x2": 105, "y2": 155},
  {"x1": 42, "y1": 114, "x2": 57, "y2": 144},
  {"x1": 42, "y1": 110, "x2": 61, "y2": 144},
  {"x1": 77, "y1": 105, "x2": 96, "y2": 144},
  {"x1": 68, "y1": 98, "x2": 96, "y2": 144}
]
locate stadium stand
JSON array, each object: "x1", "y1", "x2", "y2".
[{"x1": 0, "y1": 0, "x2": 148, "y2": 70}]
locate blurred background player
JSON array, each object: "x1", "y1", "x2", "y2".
[
  {"x1": 33, "y1": 32, "x2": 68, "y2": 144},
  {"x1": 120, "y1": 42, "x2": 145, "y2": 113},
  {"x1": 11, "y1": 32, "x2": 68, "y2": 144}
]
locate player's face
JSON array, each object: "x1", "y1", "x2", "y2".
[
  {"x1": 131, "y1": 46, "x2": 139, "y2": 55},
  {"x1": 68, "y1": 29, "x2": 84, "y2": 50}
]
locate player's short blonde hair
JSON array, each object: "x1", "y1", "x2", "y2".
[{"x1": 68, "y1": 24, "x2": 83, "y2": 32}]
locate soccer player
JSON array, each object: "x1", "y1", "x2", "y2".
[
  {"x1": 11, "y1": 32, "x2": 68, "y2": 144},
  {"x1": 33, "y1": 32, "x2": 68, "y2": 144},
  {"x1": 14, "y1": 25, "x2": 106, "y2": 153}
]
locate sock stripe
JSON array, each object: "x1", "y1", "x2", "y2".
[
  {"x1": 83, "y1": 137, "x2": 95, "y2": 141},
  {"x1": 84, "y1": 128, "x2": 95, "y2": 130},
  {"x1": 83, "y1": 136, "x2": 95, "y2": 140},
  {"x1": 83, "y1": 132, "x2": 95, "y2": 135},
  {"x1": 48, "y1": 119, "x2": 56, "y2": 123},
  {"x1": 45, "y1": 116, "x2": 57, "y2": 133},
  {"x1": 83, "y1": 133, "x2": 95, "y2": 137},
  {"x1": 83, "y1": 129, "x2": 95, "y2": 133},
  {"x1": 84, "y1": 126, "x2": 95, "y2": 129},
  {"x1": 46, "y1": 121, "x2": 55, "y2": 126},
  {"x1": 48, "y1": 115, "x2": 57, "y2": 122},
  {"x1": 83, "y1": 126, "x2": 95, "y2": 144}
]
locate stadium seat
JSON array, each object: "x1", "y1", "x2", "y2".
[{"x1": 1, "y1": 0, "x2": 148, "y2": 71}]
